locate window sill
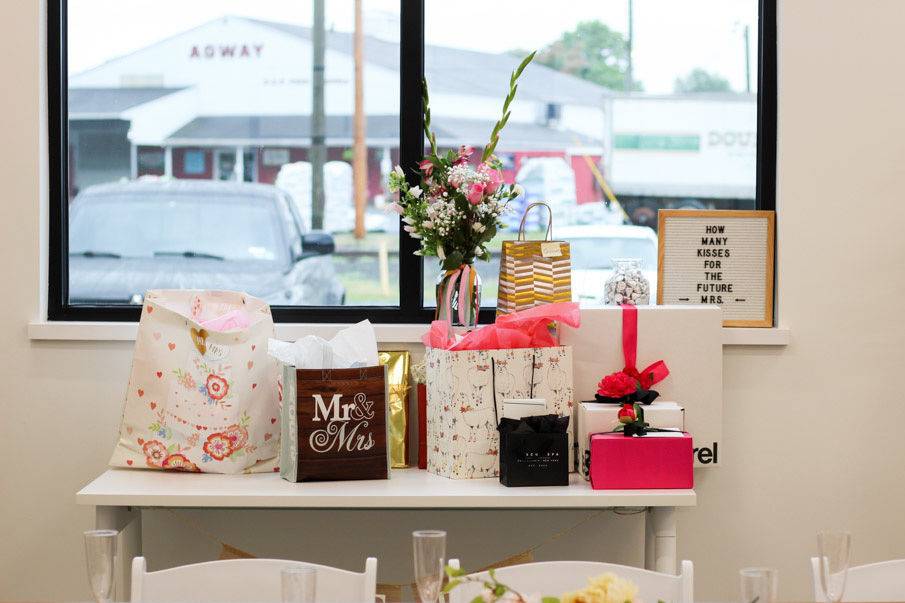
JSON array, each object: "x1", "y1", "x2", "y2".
[{"x1": 28, "y1": 321, "x2": 790, "y2": 347}]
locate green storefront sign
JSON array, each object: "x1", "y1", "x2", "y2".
[{"x1": 614, "y1": 133, "x2": 700, "y2": 151}]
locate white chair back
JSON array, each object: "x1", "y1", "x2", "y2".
[
  {"x1": 810, "y1": 557, "x2": 905, "y2": 602},
  {"x1": 130, "y1": 556, "x2": 377, "y2": 603},
  {"x1": 446, "y1": 559, "x2": 693, "y2": 603}
]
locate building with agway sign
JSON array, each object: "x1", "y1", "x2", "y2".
[{"x1": 69, "y1": 15, "x2": 756, "y2": 225}]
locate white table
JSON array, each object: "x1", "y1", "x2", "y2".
[{"x1": 77, "y1": 468, "x2": 696, "y2": 599}]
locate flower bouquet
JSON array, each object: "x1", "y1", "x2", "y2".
[
  {"x1": 388, "y1": 51, "x2": 536, "y2": 327},
  {"x1": 444, "y1": 565, "x2": 643, "y2": 603}
]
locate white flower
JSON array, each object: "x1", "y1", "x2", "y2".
[
  {"x1": 402, "y1": 216, "x2": 415, "y2": 225},
  {"x1": 513, "y1": 184, "x2": 525, "y2": 196},
  {"x1": 474, "y1": 246, "x2": 483, "y2": 255},
  {"x1": 423, "y1": 220, "x2": 434, "y2": 228},
  {"x1": 403, "y1": 225, "x2": 415, "y2": 233},
  {"x1": 393, "y1": 165, "x2": 404, "y2": 177},
  {"x1": 413, "y1": 250, "x2": 423, "y2": 256},
  {"x1": 437, "y1": 245, "x2": 446, "y2": 260},
  {"x1": 410, "y1": 233, "x2": 422, "y2": 239},
  {"x1": 472, "y1": 222, "x2": 486, "y2": 233},
  {"x1": 410, "y1": 186, "x2": 422, "y2": 198}
]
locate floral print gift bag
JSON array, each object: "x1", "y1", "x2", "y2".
[{"x1": 110, "y1": 290, "x2": 280, "y2": 474}]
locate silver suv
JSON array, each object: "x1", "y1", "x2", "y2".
[{"x1": 68, "y1": 179, "x2": 345, "y2": 306}]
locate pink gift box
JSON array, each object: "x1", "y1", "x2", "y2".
[{"x1": 589, "y1": 432, "x2": 694, "y2": 490}]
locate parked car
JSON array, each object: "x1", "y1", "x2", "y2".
[
  {"x1": 558, "y1": 224, "x2": 659, "y2": 307},
  {"x1": 68, "y1": 179, "x2": 345, "y2": 306}
]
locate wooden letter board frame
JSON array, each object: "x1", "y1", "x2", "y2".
[{"x1": 657, "y1": 209, "x2": 775, "y2": 327}]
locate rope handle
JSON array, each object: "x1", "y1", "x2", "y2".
[{"x1": 517, "y1": 202, "x2": 554, "y2": 241}]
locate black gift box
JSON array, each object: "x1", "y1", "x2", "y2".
[{"x1": 498, "y1": 415, "x2": 570, "y2": 487}]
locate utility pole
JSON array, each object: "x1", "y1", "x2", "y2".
[
  {"x1": 353, "y1": 0, "x2": 367, "y2": 239},
  {"x1": 625, "y1": 0, "x2": 634, "y2": 92},
  {"x1": 311, "y1": 0, "x2": 326, "y2": 230},
  {"x1": 743, "y1": 24, "x2": 751, "y2": 93}
]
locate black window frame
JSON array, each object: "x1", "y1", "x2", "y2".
[{"x1": 47, "y1": 0, "x2": 777, "y2": 323}]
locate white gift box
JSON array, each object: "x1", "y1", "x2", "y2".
[
  {"x1": 501, "y1": 398, "x2": 548, "y2": 420},
  {"x1": 561, "y1": 306, "x2": 722, "y2": 467},
  {"x1": 576, "y1": 401, "x2": 685, "y2": 479},
  {"x1": 425, "y1": 346, "x2": 574, "y2": 479}
]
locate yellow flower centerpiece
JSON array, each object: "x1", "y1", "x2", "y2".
[{"x1": 561, "y1": 573, "x2": 640, "y2": 603}]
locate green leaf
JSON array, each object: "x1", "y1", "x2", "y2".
[
  {"x1": 514, "y1": 50, "x2": 537, "y2": 78},
  {"x1": 493, "y1": 584, "x2": 507, "y2": 596},
  {"x1": 488, "y1": 568, "x2": 497, "y2": 580},
  {"x1": 442, "y1": 251, "x2": 464, "y2": 271},
  {"x1": 445, "y1": 566, "x2": 466, "y2": 578},
  {"x1": 469, "y1": 597, "x2": 485, "y2": 603},
  {"x1": 441, "y1": 579, "x2": 462, "y2": 593},
  {"x1": 542, "y1": 598, "x2": 561, "y2": 603}
]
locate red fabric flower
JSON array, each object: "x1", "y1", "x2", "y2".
[
  {"x1": 617, "y1": 403, "x2": 636, "y2": 424},
  {"x1": 205, "y1": 373, "x2": 229, "y2": 401},
  {"x1": 161, "y1": 453, "x2": 200, "y2": 472},
  {"x1": 596, "y1": 371, "x2": 638, "y2": 398},
  {"x1": 203, "y1": 432, "x2": 234, "y2": 461}
]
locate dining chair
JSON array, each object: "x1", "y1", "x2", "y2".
[
  {"x1": 446, "y1": 559, "x2": 693, "y2": 603},
  {"x1": 130, "y1": 556, "x2": 377, "y2": 603},
  {"x1": 810, "y1": 557, "x2": 905, "y2": 602}
]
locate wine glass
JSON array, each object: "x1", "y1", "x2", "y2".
[
  {"x1": 818, "y1": 531, "x2": 852, "y2": 603},
  {"x1": 281, "y1": 566, "x2": 317, "y2": 603},
  {"x1": 739, "y1": 567, "x2": 777, "y2": 603},
  {"x1": 413, "y1": 530, "x2": 446, "y2": 603},
  {"x1": 84, "y1": 529, "x2": 118, "y2": 603}
]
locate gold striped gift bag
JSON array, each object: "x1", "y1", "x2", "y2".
[{"x1": 497, "y1": 202, "x2": 572, "y2": 315}]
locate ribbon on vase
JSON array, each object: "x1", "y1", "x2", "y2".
[
  {"x1": 437, "y1": 263, "x2": 480, "y2": 326},
  {"x1": 594, "y1": 304, "x2": 670, "y2": 405}
]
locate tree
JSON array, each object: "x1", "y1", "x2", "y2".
[
  {"x1": 673, "y1": 68, "x2": 732, "y2": 93},
  {"x1": 532, "y1": 21, "x2": 642, "y2": 91}
]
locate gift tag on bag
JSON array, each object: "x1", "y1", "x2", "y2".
[{"x1": 497, "y1": 202, "x2": 572, "y2": 316}]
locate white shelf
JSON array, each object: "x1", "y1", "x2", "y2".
[
  {"x1": 76, "y1": 468, "x2": 696, "y2": 509},
  {"x1": 30, "y1": 320, "x2": 788, "y2": 347}
]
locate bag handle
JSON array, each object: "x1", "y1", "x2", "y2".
[{"x1": 517, "y1": 202, "x2": 554, "y2": 241}]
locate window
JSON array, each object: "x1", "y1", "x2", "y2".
[{"x1": 48, "y1": 0, "x2": 776, "y2": 322}]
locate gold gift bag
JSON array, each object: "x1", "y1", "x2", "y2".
[
  {"x1": 378, "y1": 350, "x2": 410, "y2": 468},
  {"x1": 497, "y1": 202, "x2": 572, "y2": 315}
]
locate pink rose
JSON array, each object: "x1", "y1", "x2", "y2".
[
  {"x1": 466, "y1": 182, "x2": 486, "y2": 205},
  {"x1": 483, "y1": 166, "x2": 503, "y2": 194}
]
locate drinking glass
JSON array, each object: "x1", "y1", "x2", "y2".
[
  {"x1": 84, "y1": 529, "x2": 118, "y2": 603},
  {"x1": 413, "y1": 530, "x2": 446, "y2": 603},
  {"x1": 818, "y1": 531, "x2": 852, "y2": 603},
  {"x1": 740, "y1": 567, "x2": 778, "y2": 603},
  {"x1": 281, "y1": 566, "x2": 317, "y2": 603}
]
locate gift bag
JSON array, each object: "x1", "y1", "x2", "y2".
[
  {"x1": 497, "y1": 202, "x2": 572, "y2": 316},
  {"x1": 280, "y1": 365, "x2": 389, "y2": 482},
  {"x1": 109, "y1": 290, "x2": 279, "y2": 474},
  {"x1": 378, "y1": 351, "x2": 410, "y2": 469},
  {"x1": 498, "y1": 415, "x2": 570, "y2": 487},
  {"x1": 425, "y1": 346, "x2": 574, "y2": 479}
]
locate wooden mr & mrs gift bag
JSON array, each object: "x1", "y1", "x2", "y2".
[{"x1": 280, "y1": 365, "x2": 390, "y2": 482}]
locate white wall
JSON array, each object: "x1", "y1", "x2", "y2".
[{"x1": 4, "y1": 1, "x2": 905, "y2": 601}]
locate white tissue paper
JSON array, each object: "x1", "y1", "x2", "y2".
[{"x1": 267, "y1": 320, "x2": 379, "y2": 368}]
